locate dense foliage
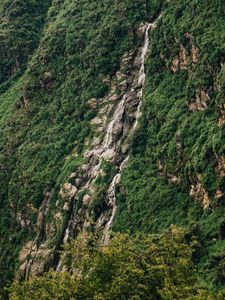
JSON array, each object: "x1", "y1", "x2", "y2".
[
  {"x1": 9, "y1": 228, "x2": 223, "y2": 300},
  {"x1": 0, "y1": 0, "x2": 51, "y2": 84},
  {"x1": 0, "y1": 0, "x2": 224, "y2": 296},
  {"x1": 0, "y1": 0, "x2": 164, "y2": 290},
  {"x1": 114, "y1": 0, "x2": 225, "y2": 287}
]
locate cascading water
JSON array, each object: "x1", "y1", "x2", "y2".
[{"x1": 18, "y1": 15, "x2": 162, "y2": 277}]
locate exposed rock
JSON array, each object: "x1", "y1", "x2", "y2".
[
  {"x1": 54, "y1": 212, "x2": 62, "y2": 220},
  {"x1": 179, "y1": 45, "x2": 189, "y2": 69},
  {"x1": 101, "y1": 149, "x2": 116, "y2": 161},
  {"x1": 171, "y1": 56, "x2": 180, "y2": 72},
  {"x1": 167, "y1": 173, "x2": 180, "y2": 184},
  {"x1": 108, "y1": 94, "x2": 117, "y2": 102},
  {"x1": 59, "y1": 183, "x2": 78, "y2": 199},
  {"x1": 18, "y1": 19, "x2": 160, "y2": 277},
  {"x1": 171, "y1": 44, "x2": 189, "y2": 72},
  {"x1": 91, "y1": 137, "x2": 102, "y2": 147},
  {"x1": 158, "y1": 160, "x2": 164, "y2": 176},
  {"x1": 215, "y1": 189, "x2": 223, "y2": 199},
  {"x1": 171, "y1": 34, "x2": 199, "y2": 72},
  {"x1": 69, "y1": 172, "x2": 77, "y2": 179},
  {"x1": 16, "y1": 212, "x2": 31, "y2": 228},
  {"x1": 75, "y1": 178, "x2": 83, "y2": 188},
  {"x1": 29, "y1": 248, "x2": 53, "y2": 275},
  {"x1": 87, "y1": 98, "x2": 98, "y2": 109},
  {"x1": 215, "y1": 155, "x2": 225, "y2": 177},
  {"x1": 83, "y1": 194, "x2": 91, "y2": 205},
  {"x1": 90, "y1": 116, "x2": 102, "y2": 126},
  {"x1": 188, "y1": 89, "x2": 210, "y2": 111},
  {"x1": 63, "y1": 202, "x2": 69, "y2": 211},
  {"x1": 19, "y1": 241, "x2": 34, "y2": 263},
  {"x1": 191, "y1": 44, "x2": 199, "y2": 63},
  {"x1": 189, "y1": 174, "x2": 210, "y2": 208},
  {"x1": 95, "y1": 126, "x2": 104, "y2": 133},
  {"x1": 218, "y1": 116, "x2": 225, "y2": 126}
]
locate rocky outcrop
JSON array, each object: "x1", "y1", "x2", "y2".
[
  {"x1": 189, "y1": 174, "x2": 210, "y2": 209},
  {"x1": 188, "y1": 89, "x2": 211, "y2": 111},
  {"x1": 215, "y1": 155, "x2": 225, "y2": 177},
  {"x1": 17, "y1": 17, "x2": 161, "y2": 277},
  {"x1": 171, "y1": 33, "x2": 199, "y2": 72}
]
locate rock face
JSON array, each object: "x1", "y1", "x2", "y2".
[
  {"x1": 17, "y1": 17, "x2": 161, "y2": 277},
  {"x1": 188, "y1": 89, "x2": 211, "y2": 111},
  {"x1": 189, "y1": 174, "x2": 210, "y2": 209},
  {"x1": 171, "y1": 34, "x2": 199, "y2": 73}
]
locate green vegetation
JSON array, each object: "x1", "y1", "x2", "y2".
[
  {"x1": 0, "y1": 0, "x2": 51, "y2": 84},
  {"x1": 0, "y1": 0, "x2": 224, "y2": 297},
  {"x1": 9, "y1": 228, "x2": 224, "y2": 300},
  {"x1": 0, "y1": 0, "x2": 164, "y2": 289},
  {"x1": 114, "y1": 0, "x2": 225, "y2": 289}
]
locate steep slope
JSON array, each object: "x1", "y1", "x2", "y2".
[
  {"x1": 0, "y1": 0, "x2": 51, "y2": 84},
  {"x1": 0, "y1": 0, "x2": 224, "y2": 296},
  {"x1": 114, "y1": 0, "x2": 225, "y2": 288},
  {"x1": 0, "y1": 0, "x2": 164, "y2": 290}
]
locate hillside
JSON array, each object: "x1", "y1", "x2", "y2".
[{"x1": 0, "y1": 0, "x2": 225, "y2": 298}]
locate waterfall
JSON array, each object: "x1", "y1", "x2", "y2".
[
  {"x1": 56, "y1": 20, "x2": 157, "y2": 266},
  {"x1": 19, "y1": 15, "x2": 162, "y2": 276},
  {"x1": 101, "y1": 22, "x2": 155, "y2": 243}
]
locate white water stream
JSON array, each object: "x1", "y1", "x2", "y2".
[
  {"x1": 20, "y1": 13, "x2": 163, "y2": 277},
  {"x1": 57, "y1": 20, "x2": 158, "y2": 271}
]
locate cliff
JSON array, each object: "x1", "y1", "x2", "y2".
[{"x1": 0, "y1": 0, "x2": 225, "y2": 298}]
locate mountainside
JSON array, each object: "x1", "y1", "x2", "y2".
[{"x1": 0, "y1": 0, "x2": 225, "y2": 298}]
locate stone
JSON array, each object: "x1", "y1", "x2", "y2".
[
  {"x1": 191, "y1": 44, "x2": 199, "y2": 63},
  {"x1": 19, "y1": 241, "x2": 34, "y2": 263},
  {"x1": 189, "y1": 177, "x2": 210, "y2": 209},
  {"x1": 171, "y1": 44, "x2": 189, "y2": 72},
  {"x1": 95, "y1": 126, "x2": 104, "y2": 133},
  {"x1": 87, "y1": 98, "x2": 98, "y2": 109},
  {"x1": 215, "y1": 189, "x2": 223, "y2": 199},
  {"x1": 218, "y1": 116, "x2": 225, "y2": 126},
  {"x1": 188, "y1": 89, "x2": 210, "y2": 111},
  {"x1": 63, "y1": 202, "x2": 69, "y2": 211},
  {"x1": 171, "y1": 56, "x2": 180, "y2": 72},
  {"x1": 69, "y1": 172, "x2": 77, "y2": 179},
  {"x1": 101, "y1": 149, "x2": 116, "y2": 161},
  {"x1": 83, "y1": 194, "x2": 91, "y2": 205},
  {"x1": 167, "y1": 173, "x2": 180, "y2": 184},
  {"x1": 215, "y1": 156, "x2": 225, "y2": 177},
  {"x1": 90, "y1": 117, "x2": 102, "y2": 126},
  {"x1": 91, "y1": 137, "x2": 101, "y2": 147},
  {"x1": 59, "y1": 183, "x2": 78, "y2": 199}
]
